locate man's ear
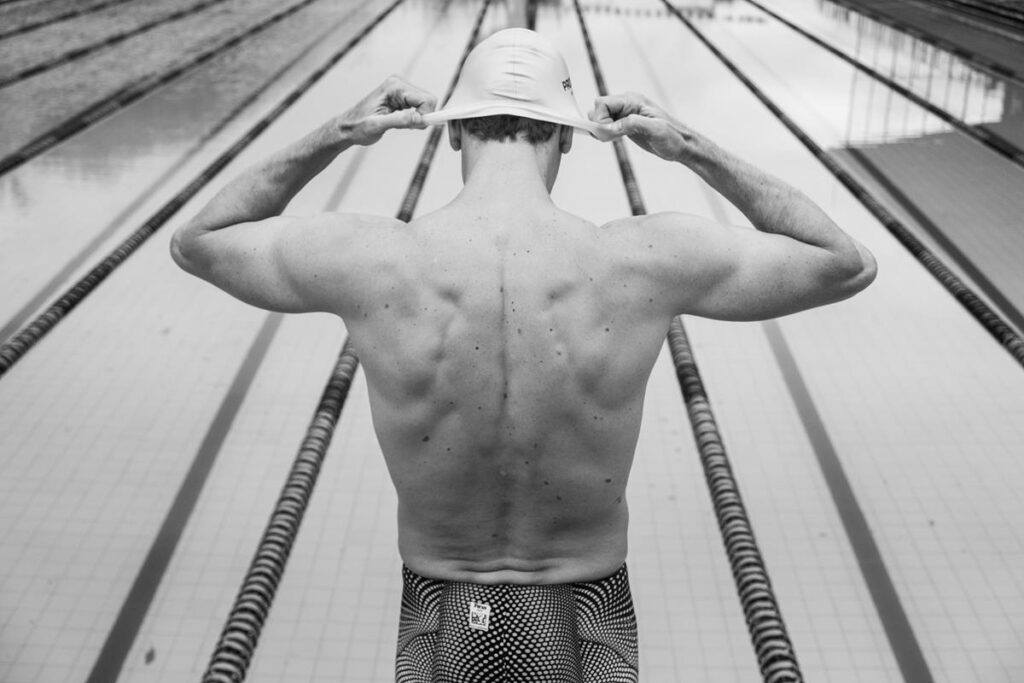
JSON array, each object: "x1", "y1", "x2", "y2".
[
  {"x1": 559, "y1": 125, "x2": 573, "y2": 154},
  {"x1": 448, "y1": 121, "x2": 462, "y2": 151}
]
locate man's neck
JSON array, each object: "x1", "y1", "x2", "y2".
[{"x1": 458, "y1": 140, "x2": 557, "y2": 208}]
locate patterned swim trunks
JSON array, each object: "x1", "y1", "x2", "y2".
[{"x1": 395, "y1": 564, "x2": 639, "y2": 682}]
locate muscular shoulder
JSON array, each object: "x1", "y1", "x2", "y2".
[
  {"x1": 595, "y1": 211, "x2": 726, "y2": 273},
  {"x1": 599, "y1": 211, "x2": 716, "y2": 241},
  {"x1": 273, "y1": 212, "x2": 413, "y2": 315},
  {"x1": 594, "y1": 211, "x2": 767, "y2": 317},
  {"x1": 296, "y1": 212, "x2": 406, "y2": 247},
  {"x1": 597, "y1": 210, "x2": 859, "y2": 321}
]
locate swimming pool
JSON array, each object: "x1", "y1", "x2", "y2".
[{"x1": 1, "y1": 1, "x2": 1022, "y2": 681}]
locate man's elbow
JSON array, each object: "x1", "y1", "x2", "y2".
[
  {"x1": 170, "y1": 225, "x2": 202, "y2": 276},
  {"x1": 836, "y1": 244, "x2": 877, "y2": 299}
]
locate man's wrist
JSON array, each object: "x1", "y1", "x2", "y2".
[
  {"x1": 656, "y1": 120, "x2": 700, "y2": 166},
  {"x1": 317, "y1": 117, "x2": 357, "y2": 152},
  {"x1": 669, "y1": 133, "x2": 702, "y2": 167}
]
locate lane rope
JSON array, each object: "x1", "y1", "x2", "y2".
[
  {"x1": 0, "y1": 0, "x2": 408, "y2": 379},
  {"x1": 659, "y1": 0, "x2": 1024, "y2": 369},
  {"x1": 572, "y1": 2, "x2": 805, "y2": 681},
  {"x1": 199, "y1": 2, "x2": 494, "y2": 680},
  {"x1": 201, "y1": 343, "x2": 361, "y2": 683}
]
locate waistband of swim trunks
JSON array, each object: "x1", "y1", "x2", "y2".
[{"x1": 400, "y1": 564, "x2": 628, "y2": 589}]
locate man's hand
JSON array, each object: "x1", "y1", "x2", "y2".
[
  {"x1": 337, "y1": 76, "x2": 437, "y2": 146},
  {"x1": 589, "y1": 93, "x2": 695, "y2": 162}
]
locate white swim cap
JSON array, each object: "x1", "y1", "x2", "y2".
[{"x1": 422, "y1": 28, "x2": 614, "y2": 141}]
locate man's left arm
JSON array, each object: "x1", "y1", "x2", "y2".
[{"x1": 171, "y1": 76, "x2": 435, "y2": 313}]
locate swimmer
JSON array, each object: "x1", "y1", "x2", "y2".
[{"x1": 171, "y1": 28, "x2": 875, "y2": 683}]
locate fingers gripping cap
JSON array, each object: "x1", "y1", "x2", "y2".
[{"x1": 421, "y1": 28, "x2": 614, "y2": 141}]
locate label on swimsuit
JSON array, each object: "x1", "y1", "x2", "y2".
[{"x1": 467, "y1": 601, "x2": 492, "y2": 631}]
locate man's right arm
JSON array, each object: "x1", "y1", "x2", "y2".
[
  {"x1": 592, "y1": 93, "x2": 877, "y2": 321},
  {"x1": 170, "y1": 76, "x2": 434, "y2": 314}
]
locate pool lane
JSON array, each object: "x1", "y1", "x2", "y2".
[
  {"x1": 574, "y1": 4, "x2": 902, "y2": 681},
  {"x1": 539, "y1": 10, "x2": 769, "y2": 676},
  {"x1": 590, "y1": 1, "x2": 1024, "y2": 681}
]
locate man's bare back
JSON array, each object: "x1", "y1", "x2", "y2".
[{"x1": 345, "y1": 199, "x2": 673, "y2": 585}]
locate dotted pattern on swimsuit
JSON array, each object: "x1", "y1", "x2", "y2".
[
  {"x1": 572, "y1": 566, "x2": 639, "y2": 682},
  {"x1": 395, "y1": 565, "x2": 638, "y2": 683},
  {"x1": 397, "y1": 568, "x2": 444, "y2": 683}
]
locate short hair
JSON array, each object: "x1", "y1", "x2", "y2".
[{"x1": 461, "y1": 114, "x2": 557, "y2": 144}]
